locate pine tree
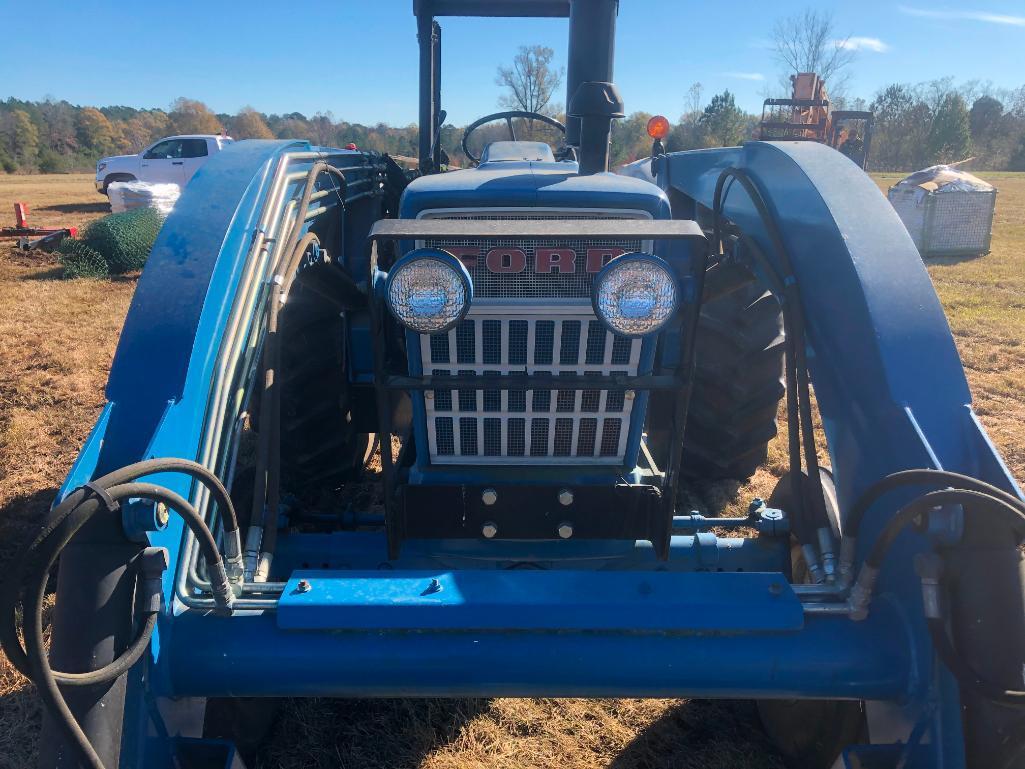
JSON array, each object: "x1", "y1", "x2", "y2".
[{"x1": 700, "y1": 90, "x2": 747, "y2": 147}]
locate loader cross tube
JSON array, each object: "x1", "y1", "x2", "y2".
[{"x1": 367, "y1": 219, "x2": 707, "y2": 559}]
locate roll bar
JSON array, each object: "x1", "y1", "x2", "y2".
[{"x1": 413, "y1": 0, "x2": 619, "y2": 174}]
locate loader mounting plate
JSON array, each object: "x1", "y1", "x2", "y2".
[{"x1": 277, "y1": 570, "x2": 804, "y2": 632}]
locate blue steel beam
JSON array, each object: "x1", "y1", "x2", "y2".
[{"x1": 165, "y1": 605, "x2": 910, "y2": 700}]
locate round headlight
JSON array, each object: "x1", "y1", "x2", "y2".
[
  {"x1": 592, "y1": 253, "x2": 678, "y2": 337},
  {"x1": 386, "y1": 248, "x2": 472, "y2": 333}
]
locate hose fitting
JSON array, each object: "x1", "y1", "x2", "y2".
[
  {"x1": 135, "y1": 547, "x2": 169, "y2": 614},
  {"x1": 817, "y1": 526, "x2": 837, "y2": 583},
  {"x1": 802, "y1": 543, "x2": 826, "y2": 584},
  {"x1": 255, "y1": 552, "x2": 273, "y2": 583},
  {"x1": 837, "y1": 536, "x2": 858, "y2": 588},
  {"x1": 209, "y1": 559, "x2": 235, "y2": 615},
  {"x1": 223, "y1": 533, "x2": 245, "y2": 591},
  {"x1": 243, "y1": 525, "x2": 263, "y2": 580},
  {"x1": 848, "y1": 564, "x2": 879, "y2": 621},
  {"x1": 914, "y1": 553, "x2": 944, "y2": 620}
]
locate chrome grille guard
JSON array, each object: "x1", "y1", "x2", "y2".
[{"x1": 367, "y1": 217, "x2": 708, "y2": 559}]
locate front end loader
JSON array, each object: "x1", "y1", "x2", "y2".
[{"x1": 3, "y1": 2, "x2": 1023, "y2": 768}]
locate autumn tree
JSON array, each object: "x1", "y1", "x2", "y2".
[
  {"x1": 667, "y1": 82, "x2": 709, "y2": 152},
  {"x1": 496, "y1": 45, "x2": 563, "y2": 116},
  {"x1": 38, "y1": 99, "x2": 78, "y2": 156},
  {"x1": 231, "y1": 107, "x2": 274, "y2": 139},
  {"x1": 120, "y1": 111, "x2": 172, "y2": 152},
  {"x1": 2, "y1": 110, "x2": 39, "y2": 168},
  {"x1": 169, "y1": 98, "x2": 223, "y2": 135},
  {"x1": 610, "y1": 112, "x2": 654, "y2": 166},
  {"x1": 308, "y1": 112, "x2": 338, "y2": 146},
  {"x1": 77, "y1": 107, "x2": 118, "y2": 154}
]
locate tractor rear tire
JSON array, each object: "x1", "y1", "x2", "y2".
[
  {"x1": 278, "y1": 282, "x2": 368, "y2": 492},
  {"x1": 681, "y1": 275, "x2": 785, "y2": 480},
  {"x1": 757, "y1": 469, "x2": 865, "y2": 768}
]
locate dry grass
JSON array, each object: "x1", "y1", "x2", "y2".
[{"x1": 0, "y1": 171, "x2": 1021, "y2": 768}]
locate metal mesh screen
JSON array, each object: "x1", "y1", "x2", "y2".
[
  {"x1": 421, "y1": 310, "x2": 641, "y2": 465},
  {"x1": 888, "y1": 187, "x2": 996, "y2": 257}
]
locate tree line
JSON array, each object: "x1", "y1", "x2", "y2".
[
  {"x1": 2, "y1": 79, "x2": 1024, "y2": 175},
  {"x1": 0, "y1": 97, "x2": 426, "y2": 174}
]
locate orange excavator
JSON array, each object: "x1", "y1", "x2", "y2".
[{"x1": 758, "y1": 72, "x2": 874, "y2": 168}]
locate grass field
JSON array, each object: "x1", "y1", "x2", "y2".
[{"x1": 0, "y1": 171, "x2": 1022, "y2": 768}]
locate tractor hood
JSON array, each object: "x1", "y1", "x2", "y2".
[{"x1": 399, "y1": 160, "x2": 671, "y2": 219}]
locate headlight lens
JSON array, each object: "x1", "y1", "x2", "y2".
[
  {"x1": 592, "y1": 253, "x2": 678, "y2": 336},
  {"x1": 386, "y1": 248, "x2": 472, "y2": 333}
]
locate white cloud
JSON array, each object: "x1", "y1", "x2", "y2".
[
  {"x1": 898, "y1": 5, "x2": 1025, "y2": 26},
  {"x1": 835, "y1": 36, "x2": 890, "y2": 52},
  {"x1": 722, "y1": 72, "x2": 766, "y2": 81}
]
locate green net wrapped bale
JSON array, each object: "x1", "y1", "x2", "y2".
[
  {"x1": 57, "y1": 240, "x2": 110, "y2": 279},
  {"x1": 59, "y1": 207, "x2": 165, "y2": 279}
]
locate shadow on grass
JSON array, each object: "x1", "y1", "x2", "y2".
[
  {"x1": 609, "y1": 700, "x2": 785, "y2": 769},
  {"x1": 924, "y1": 252, "x2": 987, "y2": 267},
  {"x1": 18, "y1": 268, "x2": 140, "y2": 283},
  {"x1": 0, "y1": 488, "x2": 59, "y2": 769},
  {"x1": 0, "y1": 666, "x2": 43, "y2": 769},
  {"x1": 258, "y1": 698, "x2": 493, "y2": 769},
  {"x1": 37, "y1": 202, "x2": 109, "y2": 215},
  {"x1": 0, "y1": 488, "x2": 57, "y2": 570}
]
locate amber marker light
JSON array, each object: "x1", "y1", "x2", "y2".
[{"x1": 647, "y1": 115, "x2": 670, "y2": 140}]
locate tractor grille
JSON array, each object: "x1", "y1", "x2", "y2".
[
  {"x1": 418, "y1": 209, "x2": 650, "y2": 300},
  {"x1": 420, "y1": 309, "x2": 641, "y2": 465}
]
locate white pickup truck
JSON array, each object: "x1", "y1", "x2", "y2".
[{"x1": 95, "y1": 134, "x2": 234, "y2": 194}]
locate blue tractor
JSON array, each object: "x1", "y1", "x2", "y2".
[{"x1": 3, "y1": 2, "x2": 1024, "y2": 767}]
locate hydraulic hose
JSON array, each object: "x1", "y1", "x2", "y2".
[
  {"x1": 249, "y1": 160, "x2": 349, "y2": 582},
  {"x1": 712, "y1": 167, "x2": 835, "y2": 579},
  {"x1": 844, "y1": 476, "x2": 1025, "y2": 706},
  {"x1": 255, "y1": 231, "x2": 321, "y2": 580},
  {"x1": 838, "y1": 467, "x2": 1025, "y2": 581},
  {"x1": 0, "y1": 458, "x2": 235, "y2": 769}
]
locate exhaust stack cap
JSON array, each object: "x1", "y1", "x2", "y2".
[{"x1": 569, "y1": 81, "x2": 625, "y2": 120}]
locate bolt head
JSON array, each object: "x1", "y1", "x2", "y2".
[
  {"x1": 296, "y1": 579, "x2": 311, "y2": 593},
  {"x1": 482, "y1": 522, "x2": 498, "y2": 539},
  {"x1": 481, "y1": 488, "x2": 498, "y2": 506},
  {"x1": 557, "y1": 489, "x2": 574, "y2": 506},
  {"x1": 557, "y1": 522, "x2": 574, "y2": 539},
  {"x1": 625, "y1": 389, "x2": 635, "y2": 400},
  {"x1": 154, "y1": 502, "x2": 169, "y2": 528}
]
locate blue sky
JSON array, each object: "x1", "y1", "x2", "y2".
[{"x1": 1, "y1": 1, "x2": 1021, "y2": 124}]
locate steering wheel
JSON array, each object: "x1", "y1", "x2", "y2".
[{"x1": 461, "y1": 110, "x2": 566, "y2": 165}]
